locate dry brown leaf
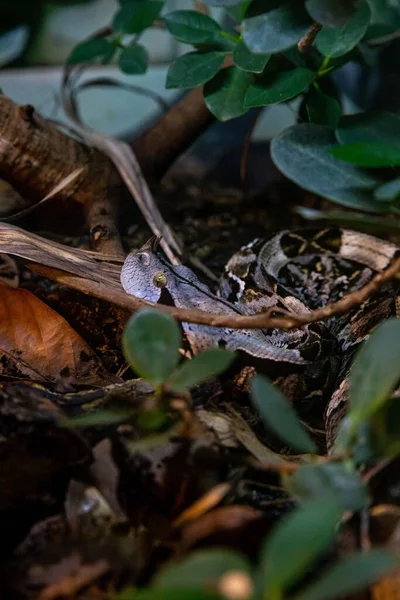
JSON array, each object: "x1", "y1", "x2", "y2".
[
  {"x1": 0, "y1": 283, "x2": 107, "y2": 384},
  {"x1": 372, "y1": 572, "x2": 400, "y2": 600}
]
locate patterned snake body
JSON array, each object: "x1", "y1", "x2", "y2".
[{"x1": 121, "y1": 228, "x2": 400, "y2": 447}]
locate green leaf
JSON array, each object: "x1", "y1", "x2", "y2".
[
  {"x1": 153, "y1": 549, "x2": 251, "y2": 590},
  {"x1": 316, "y1": 1, "x2": 371, "y2": 57},
  {"x1": 113, "y1": 1, "x2": 164, "y2": 34},
  {"x1": 293, "y1": 550, "x2": 399, "y2": 600},
  {"x1": 374, "y1": 177, "x2": 400, "y2": 202},
  {"x1": 61, "y1": 410, "x2": 132, "y2": 428},
  {"x1": 163, "y1": 10, "x2": 221, "y2": 44},
  {"x1": 166, "y1": 51, "x2": 225, "y2": 89},
  {"x1": 260, "y1": 499, "x2": 342, "y2": 594},
  {"x1": 242, "y1": 0, "x2": 312, "y2": 54},
  {"x1": 226, "y1": 2, "x2": 252, "y2": 22},
  {"x1": 118, "y1": 43, "x2": 148, "y2": 74},
  {"x1": 331, "y1": 141, "x2": 400, "y2": 168},
  {"x1": 368, "y1": 0, "x2": 400, "y2": 28},
  {"x1": 100, "y1": 44, "x2": 117, "y2": 65},
  {"x1": 116, "y1": 588, "x2": 221, "y2": 600},
  {"x1": 285, "y1": 463, "x2": 368, "y2": 512},
  {"x1": 305, "y1": 0, "x2": 363, "y2": 27},
  {"x1": 204, "y1": 66, "x2": 253, "y2": 121},
  {"x1": 271, "y1": 124, "x2": 382, "y2": 212},
  {"x1": 245, "y1": 66, "x2": 315, "y2": 107},
  {"x1": 350, "y1": 319, "x2": 400, "y2": 423},
  {"x1": 250, "y1": 375, "x2": 317, "y2": 454},
  {"x1": 336, "y1": 111, "x2": 400, "y2": 145},
  {"x1": 232, "y1": 41, "x2": 270, "y2": 72},
  {"x1": 304, "y1": 86, "x2": 342, "y2": 128},
  {"x1": 168, "y1": 348, "x2": 236, "y2": 392},
  {"x1": 67, "y1": 38, "x2": 114, "y2": 65},
  {"x1": 122, "y1": 308, "x2": 181, "y2": 385}
]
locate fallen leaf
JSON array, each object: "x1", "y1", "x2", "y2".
[
  {"x1": 178, "y1": 505, "x2": 271, "y2": 556},
  {"x1": 0, "y1": 283, "x2": 106, "y2": 384},
  {"x1": 35, "y1": 555, "x2": 110, "y2": 600}
]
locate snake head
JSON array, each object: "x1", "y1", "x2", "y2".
[{"x1": 120, "y1": 236, "x2": 168, "y2": 302}]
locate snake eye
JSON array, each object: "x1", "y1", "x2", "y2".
[
  {"x1": 153, "y1": 273, "x2": 167, "y2": 288},
  {"x1": 138, "y1": 252, "x2": 150, "y2": 266}
]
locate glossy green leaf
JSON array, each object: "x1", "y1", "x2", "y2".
[
  {"x1": 168, "y1": 348, "x2": 236, "y2": 392},
  {"x1": 245, "y1": 67, "x2": 315, "y2": 107},
  {"x1": 271, "y1": 124, "x2": 382, "y2": 212},
  {"x1": 67, "y1": 38, "x2": 114, "y2": 65},
  {"x1": 233, "y1": 41, "x2": 270, "y2": 72},
  {"x1": 166, "y1": 51, "x2": 225, "y2": 89},
  {"x1": 304, "y1": 87, "x2": 342, "y2": 128},
  {"x1": 163, "y1": 10, "x2": 221, "y2": 44},
  {"x1": 305, "y1": 0, "x2": 362, "y2": 27},
  {"x1": 153, "y1": 549, "x2": 251, "y2": 590},
  {"x1": 113, "y1": 1, "x2": 163, "y2": 34},
  {"x1": 122, "y1": 309, "x2": 181, "y2": 385},
  {"x1": 331, "y1": 141, "x2": 400, "y2": 167},
  {"x1": 204, "y1": 66, "x2": 253, "y2": 121},
  {"x1": 116, "y1": 588, "x2": 221, "y2": 600},
  {"x1": 285, "y1": 463, "x2": 368, "y2": 512},
  {"x1": 226, "y1": 1, "x2": 252, "y2": 22},
  {"x1": 261, "y1": 499, "x2": 342, "y2": 594},
  {"x1": 350, "y1": 319, "x2": 400, "y2": 423},
  {"x1": 118, "y1": 43, "x2": 148, "y2": 74},
  {"x1": 100, "y1": 44, "x2": 117, "y2": 65},
  {"x1": 242, "y1": 0, "x2": 312, "y2": 54},
  {"x1": 336, "y1": 111, "x2": 400, "y2": 145},
  {"x1": 367, "y1": 0, "x2": 400, "y2": 28},
  {"x1": 293, "y1": 550, "x2": 399, "y2": 600},
  {"x1": 316, "y1": 1, "x2": 371, "y2": 57},
  {"x1": 282, "y1": 46, "x2": 308, "y2": 67},
  {"x1": 374, "y1": 177, "x2": 400, "y2": 202},
  {"x1": 251, "y1": 375, "x2": 316, "y2": 453}
]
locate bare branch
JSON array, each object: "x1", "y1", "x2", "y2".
[
  {"x1": 298, "y1": 23, "x2": 322, "y2": 53},
  {"x1": 28, "y1": 253, "x2": 400, "y2": 332}
]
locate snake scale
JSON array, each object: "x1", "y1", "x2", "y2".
[{"x1": 121, "y1": 228, "x2": 400, "y2": 449}]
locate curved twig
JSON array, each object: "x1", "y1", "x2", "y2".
[{"x1": 29, "y1": 254, "x2": 400, "y2": 331}]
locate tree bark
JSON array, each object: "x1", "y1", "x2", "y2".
[
  {"x1": 0, "y1": 86, "x2": 214, "y2": 209},
  {"x1": 0, "y1": 95, "x2": 125, "y2": 255},
  {"x1": 132, "y1": 87, "x2": 215, "y2": 181}
]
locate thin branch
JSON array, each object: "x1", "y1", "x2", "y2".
[
  {"x1": 132, "y1": 87, "x2": 215, "y2": 182},
  {"x1": 194, "y1": 1, "x2": 210, "y2": 15},
  {"x1": 85, "y1": 192, "x2": 124, "y2": 256},
  {"x1": 298, "y1": 23, "x2": 322, "y2": 53},
  {"x1": 28, "y1": 252, "x2": 400, "y2": 331}
]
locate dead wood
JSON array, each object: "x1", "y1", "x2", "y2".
[
  {"x1": 0, "y1": 87, "x2": 213, "y2": 219},
  {"x1": 0, "y1": 96, "x2": 123, "y2": 240}
]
